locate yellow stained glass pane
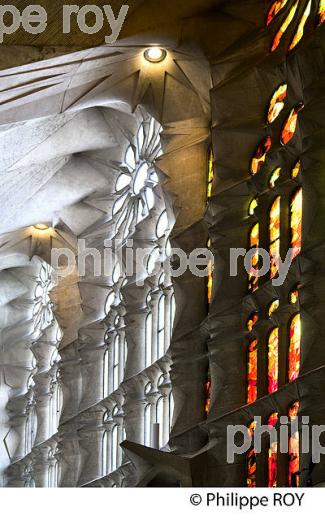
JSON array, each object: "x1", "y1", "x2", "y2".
[
  {"x1": 268, "y1": 328, "x2": 279, "y2": 394},
  {"x1": 267, "y1": 0, "x2": 290, "y2": 26},
  {"x1": 270, "y1": 197, "x2": 280, "y2": 279},
  {"x1": 291, "y1": 188, "x2": 302, "y2": 259},
  {"x1": 319, "y1": 0, "x2": 325, "y2": 25},
  {"x1": 249, "y1": 224, "x2": 259, "y2": 292},
  {"x1": 269, "y1": 167, "x2": 281, "y2": 189},
  {"x1": 268, "y1": 299, "x2": 280, "y2": 316},
  {"x1": 249, "y1": 198, "x2": 258, "y2": 216},
  {"x1": 289, "y1": 314, "x2": 301, "y2": 382},
  {"x1": 291, "y1": 160, "x2": 301, "y2": 178},
  {"x1": 290, "y1": 287, "x2": 299, "y2": 304},
  {"x1": 271, "y1": 1, "x2": 299, "y2": 52},
  {"x1": 289, "y1": 0, "x2": 312, "y2": 50},
  {"x1": 207, "y1": 148, "x2": 214, "y2": 200},
  {"x1": 268, "y1": 85, "x2": 287, "y2": 124}
]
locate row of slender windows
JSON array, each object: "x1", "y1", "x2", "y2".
[
  {"x1": 247, "y1": 288, "x2": 301, "y2": 404},
  {"x1": 247, "y1": 402, "x2": 300, "y2": 487},
  {"x1": 248, "y1": 184, "x2": 302, "y2": 292}
]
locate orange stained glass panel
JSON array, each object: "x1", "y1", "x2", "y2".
[
  {"x1": 249, "y1": 223, "x2": 259, "y2": 292},
  {"x1": 281, "y1": 103, "x2": 304, "y2": 145},
  {"x1": 290, "y1": 0, "x2": 312, "y2": 50},
  {"x1": 289, "y1": 401, "x2": 300, "y2": 487},
  {"x1": 250, "y1": 137, "x2": 272, "y2": 175},
  {"x1": 247, "y1": 421, "x2": 257, "y2": 487},
  {"x1": 271, "y1": 1, "x2": 299, "y2": 51},
  {"x1": 268, "y1": 85, "x2": 287, "y2": 124},
  {"x1": 270, "y1": 197, "x2": 281, "y2": 279},
  {"x1": 291, "y1": 188, "x2": 302, "y2": 259},
  {"x1": 267, "y1": 0, "x2": 290, "y2": 26},
  {"x1": 319, "y1": 0, "x2": 325, "y2": 25},
  {"x1": 268, "y1": 412, "x2": 279, "y2": 487},
  {"x1": 268, "y1": 328, "x2": 279, "y2": 394},
  {"x1": 247, "y1": 340, "x2": 258, "y2": 404},
  {"x1": 289, "y1": 314, "x2": 301, "y2": 382}
]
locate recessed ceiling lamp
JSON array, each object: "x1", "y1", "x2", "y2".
[
  {"x1": 34, "y1": 224, "x2": 49, "y2": 231},
  {"x1": 144, "y1": 47, "x2": 167, "y2": 63}
]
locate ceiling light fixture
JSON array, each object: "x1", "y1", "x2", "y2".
[
  {"x1": 34, "y1": 224, "x2": 50, "y2": 231},
  {"x1": 144, "y1": 47, "x2": 167, "y2": 63}
]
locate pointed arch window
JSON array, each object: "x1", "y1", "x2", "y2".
[
  {"x1": 289, "y1": 0, "x2": 312, "y2": 50},
  {"x1": 103, "y1": 349, "x2": 110, "y2": 398},
  {"x1": 247, "y1": 421, "x2": 257, "y2": 487},
  {"x1": 289, "y1": 402, "x2": 300, "y2": 487},
  {"x1": 268, "y1": 413, "x2": 279, "y2": 487},
  {"x1": 207, "y1": 146, "x2": 214, "y2": 200},
  {"x1": 145, "y1": 312, "x2": 153, "y2": 368},
  {"x1": 271, "y1": 1, "x2": 299, "y2": 51},
  {"x1": 113, "y1": 335, "x2": 120, "y2": 391},
  {"x1": 268, "y1": 328, "x2": 279, "y2": 394},
  {"x1": 281, "y1": 103, "x2": 304, "y2": 145},
  {"x1": 270, "y1": 197, "x2": 281, "y2": 279},
  {"x1": 247, "y1": 340, "x2": 258, "y2": 404},
  {"x1": 268, "y1": 85, "x2": 287, "y2": 124},
  {"x1": 157, "y1": 294, "x2": 166, "y2": 358},
  {"x1": 144, "y1": 404, "x2": 151, "y2": 447},
  {"x1": 289, "y1": 313, "x2": 301, "y2": 382},
  {"x1": 111, "y1": 424, "x2": 118, "y2": 472},
  {"x1": 250, "y1": 137, "x2": 272, "y2": 175},
  {"x1": 290, "y1": 188, "x2": 302, "y2": 259},
  {"x1": 248, "y1": 224, "x2": 259, "y2": 292}
]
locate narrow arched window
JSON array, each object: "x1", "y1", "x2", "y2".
[
  {"x1": 290, "y1": 188, "x2": 302, "y2": 259},
  {"x1": 170, "y1": 293, "x2": 176, "y2": 337},
  {"x1": 157, "y1": 295, "x2": 165, "y2": 358},
  {"x1": 145, "y1": 313, "x2": 153, "y2": 367},
  {"x1": 103, "y1": 349, "x2": 110, "y2": 398},
  {"x1": 169, "y1": 392, "x2": 174, "y2": 433},
  {"x1": 113, "y1": 335, "x2": 120, "y2": 391},
  {"x1": 268, "y1": 413, "x2": 279, "y2": 487},
  {"x1": 248, "y1": 223, "x2": 259, "y2": 292},
  {"x1": 144, "y1": 404, "x2": 151, "y2": 447},
  {"x1": 289, "y1": 402, "x2": 300, "y2": 487},
  {"x1": 247, "y1": 340, "x2": 258, "y2": 404},
  {"x1": 111, "y1": 425, "x2": 118, "y2": 472},
  {"x1": 270, "y1": 197, "x2": 281, "y2": 279},
  {"x1": 102, "y1": 430, "x2": 109, "y2": 476},
  {"x1": 288, "y1": 314, "x2": 301, "y2": 382},
  {"x1": 268, "y1": 328, "x2": 279, "y2": 394},
  {"x1": 156, "y1": 397, "x2": 164, "y2": 448},
  {"x1": 247, "y1": 421, "x2": 256, "y2": 487}
]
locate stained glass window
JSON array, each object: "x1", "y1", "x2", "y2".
[
  {"x1": 291, "y1": 188, "x2": 302, "y2": 259},
  {"x1": 268, "y1": 328, "x2": 279, "y2": 394},
  {"x1": 271, "y1": 1, "x2": 299, "y2": 51},
  {"x1": 247, "y1": 313, "x2": 259, "y2": 332},
  {"x1": 289, "y1": 313, "x2": 301, "y2": 382},
  {"x1": 247, "y1": 421, "x2": 257, "y2": 487},
  {"x1": 268, "y1": 413, "x2": 279, "y2": 487},
  {"x1": 290, "y1": 0, "x2": 312, "y2": 50},
  {"x1": 289, "y1": 401, "x2": 300, "y2": 487},
  {"x1": 249, "y1": 224, "x2": 259, "y2": 292},
  {"x1": 319, "y1": 0, "x2": 325, "y2": 25},
  {"x1": 270, "y1": 197, "x2": 281, "y2": 279},
  {"x1": 268, "y1": 85, "x2": 287, "y2": 124},
  {"x1": 291, "y1": 160, "x2": 301, "y2": 179},
  {"x1": 267, "y1": 0, "x2": 289, "y2": 26},
  {"x1": 268, "y1": 299, "x2": 280, "y2": 317},
  {"x1": 249, "y1": 198, "x2": 258, "y2": 216},
  {"x1": 250, "y1": 137, "x2": 272, "y2": 175},
  {"x1": 281, "y1": 103, "x2": 304, "y2": 146},
  {"x1": 247, "y1": 340, "x2": 258, "y2": 404},
  {"x1": 207, "y1": 147, "x2": 214, "y2": 200},
  {"x1": 207, "y1": 239, "x2": 213, "y2": 304},
  {"x1": 204, "y1": 370, "x2": 211, "y2": 416},
  {"x1": 289, "y1": 287, "x2": 299, "y2": 304},
  {"x1": 269, "y1": 167, "x2": 281, "y2": 189}
]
